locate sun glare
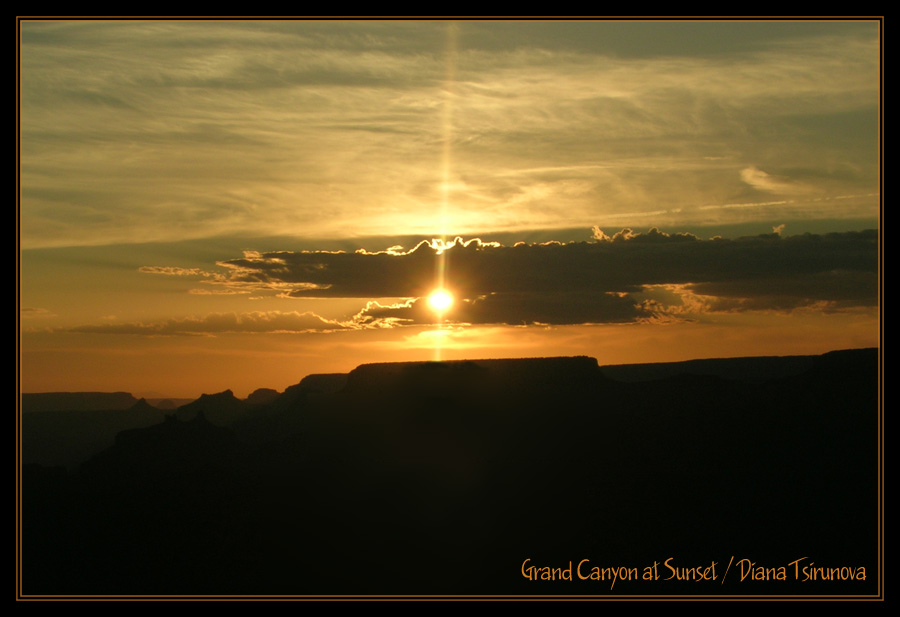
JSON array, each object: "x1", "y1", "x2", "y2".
[{"x1": 427, "y1": 289, "x2": 454, "y2": 313}]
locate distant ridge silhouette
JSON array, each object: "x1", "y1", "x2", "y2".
[
  {"x1": 21, "y1": 349, "x2": 878, "y2": 596},
  {"x1": 175, "y1": 389, "x2": 248, "y2": 426},
  {"x1": 22, "y1": 391, "x2": 138, "y2": 413},
  {"x1": 245, "y1": 388, "x2": 280, "y2": 406},
  {"x1": 294, "y1": 373, "x2": 348, "y2": 394}
]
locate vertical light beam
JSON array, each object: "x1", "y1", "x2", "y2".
[{"x1": 434, "y1": 22, "x2": 459, "y2": 361}]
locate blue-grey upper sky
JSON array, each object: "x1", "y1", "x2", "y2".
[{"x1": 20, "y1": 19, "x2": 879, "y2": 249}]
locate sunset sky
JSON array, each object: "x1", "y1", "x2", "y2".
[{"x1": 18, "y1": 19, "x2": 880, "y2": 398}]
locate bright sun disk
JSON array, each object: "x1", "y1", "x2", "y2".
[{"x1": 427, "y1": 289, "x2": 454, "y2": 312}]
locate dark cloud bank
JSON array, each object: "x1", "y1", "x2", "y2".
[
  {"x1": 124, "y1": 228, "x2": 878, "y2": 334},
  {"x1": 226, "y1": 228, "x2": 876, "y2": 321}
]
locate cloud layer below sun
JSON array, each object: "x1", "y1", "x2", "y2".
[{"x1": 52, "y1": 228, "x2": 870, "y2": 335}]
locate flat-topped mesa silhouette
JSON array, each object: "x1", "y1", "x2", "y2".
[
  {"x1": 22, "y1": 391, "x2": 139, "y2": 413},
  {"x1": 600, "y1": 355, "x2": 820, "y2": 383},
  {"x1": 22, "y1": 349, "x2": 878, "y2": 595},
  {"x1": 293, "y1": 373, "x2": 348, "y2": 395},
  {"x1": 598, "y1": 348, "x2": 877, "y2": 384},
  {"x1": 343, "y1": 356, "x2": 604, "y2": 399}
]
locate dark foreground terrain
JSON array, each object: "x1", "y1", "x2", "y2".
[{"x1": 21, "y1": 349, "x2": 879, "y2": 597}]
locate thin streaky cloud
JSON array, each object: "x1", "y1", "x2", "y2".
[
  {"x1": 67, "y1": 310, "x2": 350, "y2": 336},
  {"x1": 20, "y1": 21, "x2": 878, "y2": 248}
]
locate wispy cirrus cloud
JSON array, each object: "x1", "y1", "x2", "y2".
[
  {"x1": 68, "y1": 310, "x2": 349, "y2": 336},
  {"x1": 20, "y1": 21, "x2": 879, "y2": 249},
  {"x1": 138, "y1": 266, "x2": 215, "y2": 277},
  {"x1": 187, "y1": 288, "x2": 251, "y2": 295},
  {"x1": 740, "y1": 166, "x2": 817, "y2": 195},
  {"x1": 20, "y1": 307, "x2": 56, "y2": 319}
]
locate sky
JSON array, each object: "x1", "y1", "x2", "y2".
[{"x1": 18, "y1": 19, "x2": 881, "y2": 398}]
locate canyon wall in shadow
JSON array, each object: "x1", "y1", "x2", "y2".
[{"x1": 21, "y1": 349, "x2": 879, "y2": 597}]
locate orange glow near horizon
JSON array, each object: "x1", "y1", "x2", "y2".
[{"x1": 18, "y1": 308, "x2": 879, "y2": 400}]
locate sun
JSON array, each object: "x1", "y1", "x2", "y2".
[{"x1": 427, "y1": 289, "x2": 454, "y2": 313}]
